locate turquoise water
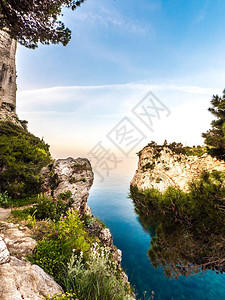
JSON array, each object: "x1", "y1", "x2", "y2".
[{"x1": 88, "y1": 161, "x2": 225, "y2": 300}]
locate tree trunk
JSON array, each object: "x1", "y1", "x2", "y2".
[{"x1": 0, "y1": 30, "x2": 17, "y2": 111}]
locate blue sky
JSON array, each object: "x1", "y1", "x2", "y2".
[{"x1": 16, "y1": 0, "x2": 225, "y2": 175}]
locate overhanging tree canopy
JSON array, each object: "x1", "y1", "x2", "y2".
[{"x1": 0, "y1": 0, "x2": 85, "y2": 48}]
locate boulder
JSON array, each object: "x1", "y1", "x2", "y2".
[{"x1": 0, "y1": 257, "x2": 63, "y2": 300}]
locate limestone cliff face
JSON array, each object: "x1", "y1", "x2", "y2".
[
  {"x1": 0, "y1": 31, "x2": 17, "y2": 110},
  {"x1": 41, "y1": 157, "x2": 94, "y2": 214},
  {"x1": 131, "y1": 146, "x2": 225, "y2": 192}
]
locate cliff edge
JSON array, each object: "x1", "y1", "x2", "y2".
[{"x1": 131, "y1": 144, "x2": 225, "y2": 192}]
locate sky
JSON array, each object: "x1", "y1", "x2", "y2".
[{"x1": 15, "y1": 0, "x2": 225, "y2": 179}]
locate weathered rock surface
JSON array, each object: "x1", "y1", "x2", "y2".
[
  {"x1": 99, "y1": 228, "x2": 113, "y2": 247},
  {"x1": 41, "y1": 157, "x2": 94, "y2": 214},
  {"x1": 0, "y1": 257, "x2": 63, "y2": 300},
  {"x1": 0, "y1": 222, "x2": 36, "y2": 260},
  {"x1": 131, "y1": 146, "x2": 225, "y2": 192},
  {"x1": 0, "y1": 207, "x2": 11, "y2": 221},
  {"x1": 0, "y1": 236, "x2": 10, "y2": 264},
  {"x1": 0, "y1": 103, "x2": 26, "y2": 128},
  {"x1": 0, "y1": 30, "x2": 17, "y2": 109},
  {"x1": 0, "y1": 222, "x2": 63, "y2": 299}
]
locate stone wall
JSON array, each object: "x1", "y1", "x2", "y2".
[
  {"x1": 0, "y1": 30, "x2": 17, "y2": 110},
  {"x1": 131, "y1": 146, "x2": 225, "y2": 192}
]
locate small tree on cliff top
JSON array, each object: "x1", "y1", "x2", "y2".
[
  {"x1": 0, "y1": 0, "x2": 85, "y2": 48},
  {"x1": 202, "y1": 89, "x2": 225, "y2": 159}
]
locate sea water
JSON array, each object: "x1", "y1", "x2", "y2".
[{"x1": 88, "y1": 157, "x2": 225, "y2": 300}]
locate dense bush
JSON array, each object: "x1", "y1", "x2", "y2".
[
  {"x1": 30, "y1": 192, "x2": 73, "y2": 221},
  {"x1": 0, "y1": 191, "x2": 11, "y2": 208},
  {"x1": 29, "y1": 207, "x2": 91, "y2": 280},
  {"x1": 0, "y1": 121, "x2": 51, "y2": 198},
  {"x1": 29, "y1": 239, "x2": 71, "y2": 281}
]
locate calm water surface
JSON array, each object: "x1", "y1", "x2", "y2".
[{"x1": 88, "y1": 158, "x2": 225, "y2": 300}]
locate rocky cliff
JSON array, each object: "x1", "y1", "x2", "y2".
[
  {"x1": 0, "y1": 31, "x2": 17, "y2": 110},
  {"x1": 131, "y1": 145, "x2": 225, "y2": 192},
  {"x1": 41, "y1": 157, "x2": 94, "y2": 214}
]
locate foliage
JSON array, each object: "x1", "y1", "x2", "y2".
[
  {"x1": 29, "y1": 238, "x2": 71, "y2": 281},
  {"x1": 0, "y1": 121, "x2": 51, "y2": 198},
  {"x1": 11, "y1": 207, "x2": 33, "y2": 221},
  {"x1": 0, "y1": 0, "x2": 86, "y2": 48},
  {"x1": 26, "y1": 194, "x2": 132, "y2": 299},
  {"x1": 29, "y1": 208, "x2": 91, "y2": 281},
  {"x1": 0, "y1": 191, "x2": 11, "y2": 208},
  {"x1": 44, "y1": 291, "x2": 79, "y2": 300},
  {"x1": 143, "y1": 140, "x2": 207, "y2": 157},
  {"x1": 50, "y1": 208, "x2": 90, "y2": 253},
  {"x1": 130, "y1": 170, "x2": 225, "y2": 277},
  {"x1": 0, "y1": 194, "x2": 37, "y2": 208},
  {"x1": 58, "y1": 244, "x2": 133, "y2": 300},
  {"x1": 30, "y1": 193, "x2": 74, "y2": 221},
  {"x1": 202, "y1": 89, "x2": 225, "y2": 159}
]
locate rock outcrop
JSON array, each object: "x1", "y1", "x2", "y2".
[
  {"x1": 131, "y1": 146, "x2": 225, "y2": 192},
  {"x1": 0, "y1": 103, "x2": 27, "y2": 128},
  {"x1": 0, "y1": 222, "x2": 63, "y2": 300},
  {"x1": 41, "y1": 157, "x2": 94, "y2": 214},
  {"x1": 0, "y1": 257, "x2": 63, "y2": 300},
  {"x1": 0, "y1": 222, "x2": 36, "y2": 260},
  {"x1": 0, "y1": 30, "x2": 17, "y2": 109},
  {"x1": 0, "y1": 237, "x2": 10, "y2": 264}
]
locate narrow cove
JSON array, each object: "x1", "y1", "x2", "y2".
[{"x1": 88, "y1": 158, "x2": 225, "y2": 300}]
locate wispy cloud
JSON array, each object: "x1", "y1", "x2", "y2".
[
  {"x1": 73, "y1": 7, "x2": 147, "y2": 36},
  {"x1": 17, "y1": 81, "x2": 220, "y2": 158}
]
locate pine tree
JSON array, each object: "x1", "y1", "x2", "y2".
[
  {"x1": 0, "y1": 0, "x2": 85, "y2": 48},
  {"x1": 202, "y1": 89, "x2": 225, "y2": 159}
]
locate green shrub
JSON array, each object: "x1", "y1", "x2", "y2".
[
  {"x1": 11, "y1": 207, "x2": 32, "y2": 221},
  {"x1": 30, "y1": 193, "x2": 74, "y2": 221},
  {"x1": 29, "y1": 239, "x2": 70, "y2": 281},
  {"x1": 0, "y1": 121, "x2": 51, "y2": 198},
  {"x1": 0, "y1": 191, "x2": 11, "y2": 208},
  {"x1": 51, "y1": 209, "x2": 90, "y2": 253},
  {"x1": 30, "y1": 209, "x2": 91, "y2": 282}
]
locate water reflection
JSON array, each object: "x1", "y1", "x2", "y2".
[{"x1": 131, "y1": 171, "x2": 225, "y2": 279}]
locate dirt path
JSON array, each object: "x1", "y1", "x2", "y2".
[{"x1": 0, "y1": 208, "x2": 11, "y2": 221}]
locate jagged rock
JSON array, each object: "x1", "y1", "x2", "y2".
[
  {"x1": 99, "y1": 228, "x2": 113, "y2": 247},
  {"x1": 0, "y1": 237, "x2": 10, "y2": 264},
  {"x1": 41, "y1": 157, "x2": 94, "y2": 214},
  {"x1": 0, "y1": 31, "x2": 17, "y2": 109},
  {"x1": 0, "y1": 103, "x2": 26, "y2": 128},
  {"x1": 113, "y1": 249, "x2": 122, "y2": 264},
  {"x1": 0, "y1": 222, "x2": 36, "y2": 260},
  {"x1": 131, "y1": 146, "x2": 225, "y2": 192},
  {"x1": 0, "y1": 257, "x2": 63, "y2": 300}
]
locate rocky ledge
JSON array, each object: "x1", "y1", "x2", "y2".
[
  {"x1": 131, "y1": 145, "x2": 225, "y2": 192},
  {"x1": 0, "y1": 224, "x2": 62, "y2": 300}
]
